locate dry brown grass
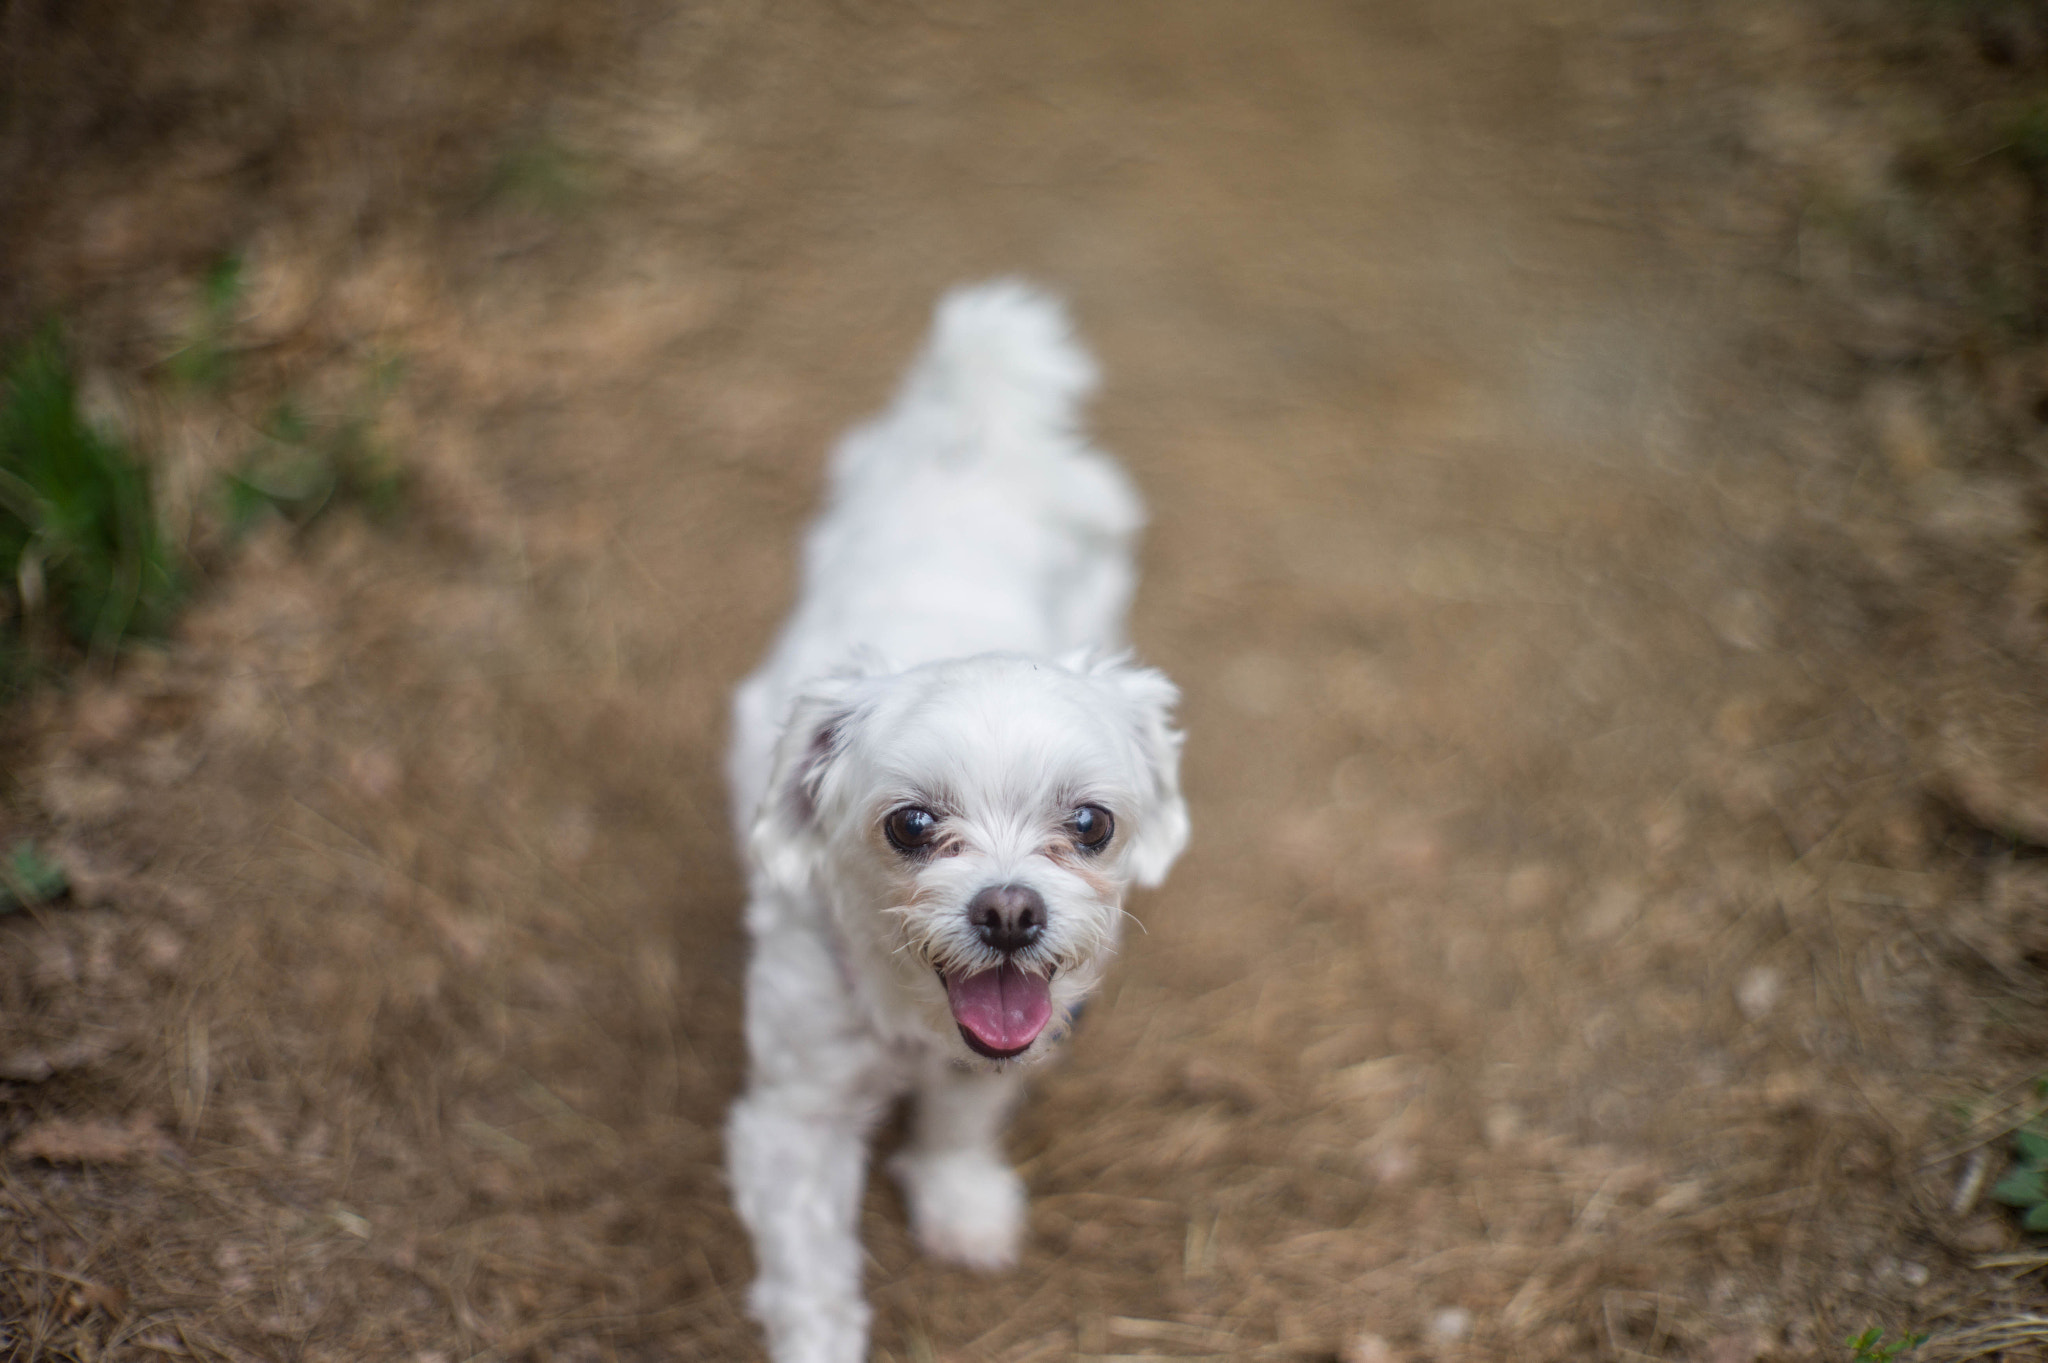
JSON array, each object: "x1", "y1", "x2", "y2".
[{"x1": 7, "y1": 1, "x2": 2048, "y2": 1360}]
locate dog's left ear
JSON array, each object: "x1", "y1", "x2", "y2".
[{"x1": 1070, "y1": 652, "x2": 1190, "y2": 888}]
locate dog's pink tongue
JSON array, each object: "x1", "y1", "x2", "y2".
[{"x1": 944, "y1": 964, "x2": 1053, "y2": 1054}]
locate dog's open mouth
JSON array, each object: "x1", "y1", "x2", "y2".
[{"x1": 942, "y1": 963, "x2": 1052, "y2": 1059}]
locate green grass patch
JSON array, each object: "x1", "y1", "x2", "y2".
[
  {"x1": 222, "y1": 356, "x2": 409, "y2": 536},
  {"x1": 166, "y1": 253, "x2": 246, "y2": 394},
  {"x1": 2005, "y1": 100, "x2": 2048, "y2": 176},
  {"x1": 1846, "y1": 1327, "x2": 1927, "y2": 1362},
  {"x1": 483, "y1": 136, "x2": 597, "y2": 215},
  {"x1": 1991, "y1": 1122, "x2": 2048, "y2": 1231},
  {"x1": 0, "y1": 838, "x2": 68, "y2": 913},
  {"x1": 2, "y1": 258, "x2": 410, "y2": 708},
  {"x1": 1, "y1": 328, "x2": 182, "y2": 669}
]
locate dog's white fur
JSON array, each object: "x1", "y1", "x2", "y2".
[{"x1": 725, "y1": 281, "x2": 1189, "y2": 1363}]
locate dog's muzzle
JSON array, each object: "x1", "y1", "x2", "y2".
[{"x1": 942, "y1": 883, "x2": 1053, "y2": 1058}]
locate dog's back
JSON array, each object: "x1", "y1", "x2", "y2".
[{"x1": 728, "y1": 282, "x2": 1147, "y2": 835}]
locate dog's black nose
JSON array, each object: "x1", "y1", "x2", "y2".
[{"x1": 967, "y1": 884, "x2": 1045, "y2": 954}]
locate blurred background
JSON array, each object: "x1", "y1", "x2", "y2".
[{"x1": 6, "y1": 1, "x2": 2048, "y2": 1359}]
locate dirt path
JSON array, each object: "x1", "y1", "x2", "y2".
[{"x1": 6, "y1": 2, "x2": 2043, "y2": 1360}]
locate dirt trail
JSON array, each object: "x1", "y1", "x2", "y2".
[{"x1": 5, "y1": 2, "x2": 2042, "y2": 1360}]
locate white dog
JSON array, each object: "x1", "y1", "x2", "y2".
[{"x1": 724, "y1": 281, "x2": 1190, "y2": 1363}]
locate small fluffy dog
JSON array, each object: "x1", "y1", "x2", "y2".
[{"x1": 725, "y1": 281, "x2": 1190, "y2": 1363}]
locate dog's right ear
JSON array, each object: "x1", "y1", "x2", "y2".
[{"x1": 748, "y1": 678, "x2": 866, "y2": 890}]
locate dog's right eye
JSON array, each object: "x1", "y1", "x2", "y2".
[{"x1": 883, "y1": 806, "x2": 940, "y2": 854}]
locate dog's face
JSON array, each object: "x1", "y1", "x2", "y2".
[{"x1": 753, "y1": 653, "x2": 1188, "y2": 1064}]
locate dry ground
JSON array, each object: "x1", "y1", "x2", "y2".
[{"x1": 6, "y1": 1, "x2": 2048, "y2": 1359}]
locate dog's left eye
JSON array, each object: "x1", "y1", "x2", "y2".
[
  {"x1": 1070, "y1": 804, "x2": 1114, "y2": 852},
  {"x1": 883, "y1": 806, "x2": 940, "y2": 853}
]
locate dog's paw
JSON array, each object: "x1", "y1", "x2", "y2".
[
  {"x1": 751, "y1": 1278, "x2": 870, "y2": 1363},
  {"x1": 889, "y1": 1148, "x2": 1025, "y2": 1271}
]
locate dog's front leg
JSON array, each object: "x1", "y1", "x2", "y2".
[
  {"x1": 727, "y1": 931, "x2": 894, "y2": 1363},
  {"x1": 889, "y1": 1059, "x2": 1029, "y2": 1271},
  {"x1": 727, "y1": 1087, "x2": 875, "y2": 1363}
]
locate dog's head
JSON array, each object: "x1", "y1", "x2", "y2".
[{"x1": 751, "y1": 652, "x2": 1188, "y2": 1064}]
